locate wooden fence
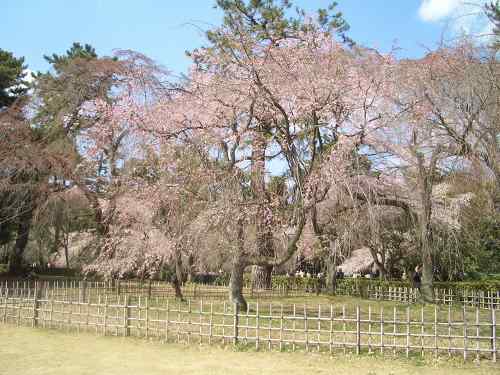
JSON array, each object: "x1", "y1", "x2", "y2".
[
  {"x1": 0, "y1": 285, "x2": 498, "y2": 362},
  {"x1": 1, "y1": 279, "x2": 499, "y2": 310}
]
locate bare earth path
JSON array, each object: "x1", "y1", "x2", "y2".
[{"x1": 1, "y1": 325, "x2": 499, "y2": 375}]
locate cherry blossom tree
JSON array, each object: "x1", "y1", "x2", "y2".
[{"x1": 415, "y1": 43, "x2": 500, "y2": 213}]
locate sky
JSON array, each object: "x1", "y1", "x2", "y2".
[{"x1": 1, "y1": 0, "x2": 492, "y2": 75}]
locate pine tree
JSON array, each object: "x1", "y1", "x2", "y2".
[
  {"x1": 486, "y1": 1, "x2": 500, "y2": 49},
  {"x1": 0, "y1": 49, "x2": 28, "y2": 109},
  {"x1": 43, "y1": 42, "x2": 97, "y2": 72}
]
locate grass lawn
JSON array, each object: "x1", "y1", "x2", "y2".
[{"x1": 1, "y1": 324, "x2": 499, "y2": 375}]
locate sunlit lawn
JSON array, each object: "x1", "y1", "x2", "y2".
[{"x1": 1, "y1": 324, "x2": 499, "y2": 375}]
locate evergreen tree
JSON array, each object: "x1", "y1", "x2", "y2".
[
  {"x1": 0, "y1": 49, "x2": 28, "y2": 109},
  {"x1": 486, "y1": 1, "x2": 500, "y2": 48},
  {"x1": 43, "y1": 42, "x2": 97, "y2": 73}
]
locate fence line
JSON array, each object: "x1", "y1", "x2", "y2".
[
  {"x1": 0, "y1": 285, "x2": 499, "y2": 362},
  {"x1": 1, "y1": 279, "x2": 499, "y2": 309}
]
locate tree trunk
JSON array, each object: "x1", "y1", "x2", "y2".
[
  {"x1": 229, "y1": 218, "x2": 248, "y2": 312},
  {"x1": 326, "y1": 238, "x2": 342, "y2": 294},
  {"x1": 187, "y1": 253, "x2": 195, "y2": 283},
  {"x1": 250, "y1": 131, "x2": 274, "y2": 290},
  {"x1": 64, "y1": 241, "x2": 70, "y2": 269},
  {"x1": 230, "y1": 252, "x2": 248, "y2": 312},
  {"x1": 9, "y1": 202, "x2": 34, "y2": 274},
  {"x1": 368, "y1": 247, "x2": 388, "y2": 280},
  {"x1": 311, "y1": 205, "x2": 334, "y2": 293},
  {"x1": 416, "y1": 154, "x2": 437, "y2": 304},
  {"x1": 172, "y1": 248, "x2": 184, "y2": 300},
  {"x1": 326, "y1": 256, "x2": 337, "y2": 294},
  {"x1": 52, "y1": 203, "x2": 62, "y2": 257},
  {"x1": 172, "y1": 277, "x2": 183, "y2": 299},
  {"x1": 419, "y1": 214, "x2": 434, "y2": 303}
]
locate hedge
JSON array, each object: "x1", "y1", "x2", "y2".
[{"x1": 270, "y1": 276, "x2": 500, "y2": 293}]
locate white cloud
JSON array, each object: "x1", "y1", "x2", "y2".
[
  {"x1": 418, "y1": 0, "x2": 493, "y2": 40},
  {"x1": 418, "y1": 0, "x2": 460, "y2": 22}
]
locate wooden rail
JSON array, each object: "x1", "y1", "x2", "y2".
[{"x1": 0, "y1": 286, "x2": 499, "y2": 361}]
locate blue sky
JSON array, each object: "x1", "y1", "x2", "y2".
[{"x1": 1, "y1": 0, "x2": 490, "y2": 75}]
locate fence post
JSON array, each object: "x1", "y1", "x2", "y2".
[
  {"x1": 304, "y1": 305, "x2": 309, "y2": 351},
  {"x1": 49, "y1": 291, "x2": 54, "y2": 328},
  {"x1": 406, "y1": 306, "x2": 410, "y2": 358},
  {"x1": 165, "y1": 299, "x2": 170, "y2": 343},
  {"x1": 233, "y1": 302, "x2": 239, "y2": 346},
  {"x1": 103, "y1": 295, "x2": 108, "y2": 336},
  {"x1": 256, "y1": 302, "x2": 260, "y2": 350},
  {"x1": 145, "y1": 297, "x2": 149, "y2": 338},
  {"x1": 32, "y1": 282, "x2": 37, "y2": 328},
  {"x1": 16, "y1": 292, "x2": 20, "y2": 327},
  {"x1": 32, "y1": 281, "x2": 42, "y2": 328},
  {"x1": 492, "y1": 307, "x2": 497, "y2": 362},
  {"x1": 3, "y1": 288, "x2": 8, "y2": 323},
  {"x1": 463, "y1": 305, "x2": 467, "y2": 361},
  {"x1": 79, "y1": 280, "x2": 87, "y2": 303},
  {"x1": 208, "y1": 302, "x2": 213, "y2": 345},
  {"x1": 148, "y1": 280, "x2": 152, "y2": 298},
  {"x1": 356, "y1": 305, "x2": 361, "y2": 355},
  {"x1": 124, "y1": 295, "x2": 130, "y2": 337}
]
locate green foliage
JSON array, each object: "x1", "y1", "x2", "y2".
[
  {"x1": 213, "y1": 0, "x2": 349, "y2": 41},
  {"x1": 486, "y1": 1, "x2": 500, "y2": 49},
  {"x1": 192, "y1": 273, "x2": 500, "y2": 294},
  {"x1": 269, "y1": 276, "x2": 500, "y2": 293},
  {"x1": 32, "y1": 268, "x2": 79, "y2": 278},
  {"x1": 214, "y1": 273, "x2": 231, "y2": 285},
  {"x1": 0, "y1": 263, "x2": 8, "y2": 275},
  {"x1": 43, "y1": 42, "x2": 97, "y2": 73},
  {"x1": 457, "y1": 193, "x2": 500, "y2": 275},
  {"x1": 0, "y1": 48, "x2": 28, "y2": 108},
  {"x1": 198, "y1": 0, "x2": 352, "y2": 62},
  {"x1": 34, "y1": 42, "x2": 101, "y2": 138},
  {"x1": 270, "y1": 275, "x2": 320, "y2": 289}
]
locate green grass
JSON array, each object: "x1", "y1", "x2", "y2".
[{"x1": 1, "y1": 324, "x2": 499, "y2": 375}]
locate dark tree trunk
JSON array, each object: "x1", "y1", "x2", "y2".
[
  {"x1": 326, "y1": 251, "x2": 337, "y2": 294},
  {"x1": 52, "y1": 203, "x2": 62, "y2": 257},
  {"x1": 419, "y1": 213, "x2": 434, "y2": 303},
  {"x1": 64, "y1": 242, "x2": 70, "y2": 269},
  {"x1": 172, "y1": 277, "x2": 183, "y2": 300},
  {"x1": 230, "y1": 252, "x2": 248, "y2": 312},
  {"x1": 416, "y1": 154, "x2": 437, "y2": 304},
  {"x1": 229, "y1": 218, "x2": 248, "y2": 312},
  {"x1": 172, "y1": 248, "x2": 184, "y2": 300},
  {"x1": 187, "y1": 253, "x2": 195, "y2": 283},
  {"x1": 311, "y1": 205, "x2": 334, "y2": 293},
  {"x1": 9, "y1": 202, "x2": 34, "y2": 274}
]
